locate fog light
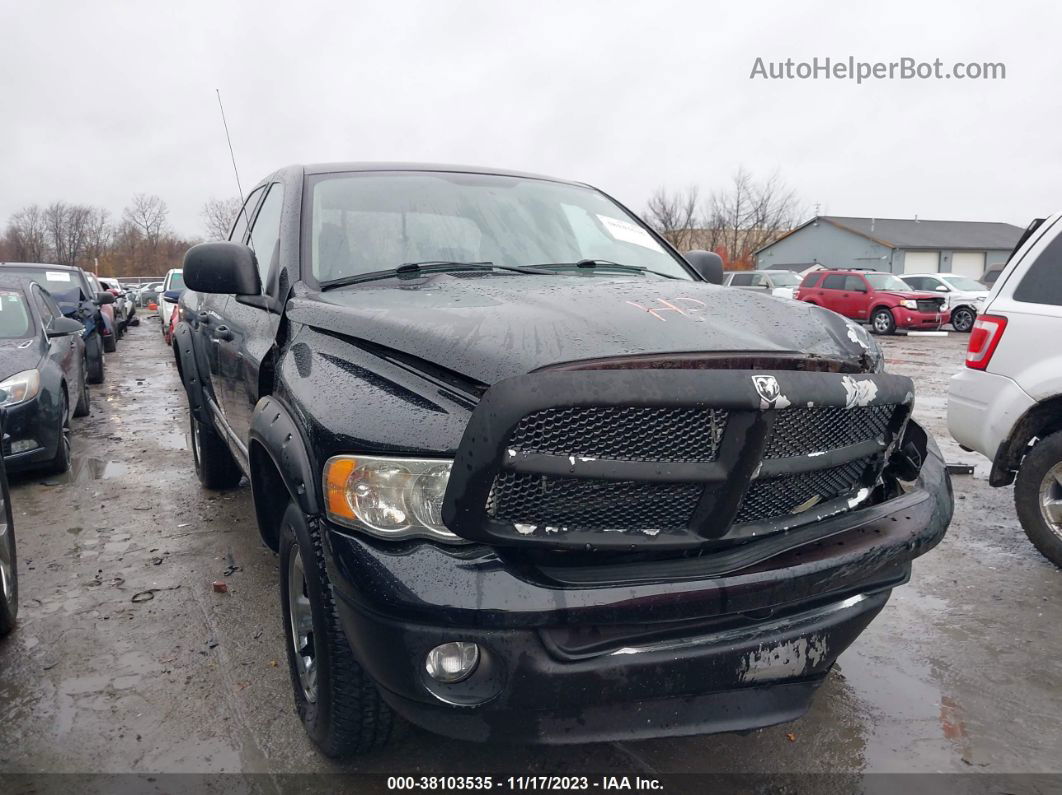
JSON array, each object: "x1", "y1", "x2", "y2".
[
  {"x1": 425, "y1": 642, "x2": 479, "y2": 683},
  {"x1": 10, "y1": 439, "x2": 38, "y2": 454}
]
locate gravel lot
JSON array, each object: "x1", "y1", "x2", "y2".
[{"x1": 1, "y1": 323, "x2": 1060, "y2": 783}]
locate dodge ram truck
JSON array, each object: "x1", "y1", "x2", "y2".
[{"x1": 174, "y1": 162, "x2": 953, "y2": 756}]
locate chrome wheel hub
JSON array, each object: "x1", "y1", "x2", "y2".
[
  {"x1": 873, "y1": 314, "x2": 890, "y2": 332},
  {"x1": 1039, "y1": 462, "x2": 1062, "y2": 539},
  {"x1": 287, "y1": 545, "x2": 318, "y2": 702}
]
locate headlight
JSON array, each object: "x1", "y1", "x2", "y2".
[
  {"x1": 901, "y1": 299, "x2": 918, "y2": 310},
  {"x1": 323, "y1": 455, "x2": 461, "y2": 542},
  {"x1": 0, "y1": 369, "x2": 41, "y2": 407}
]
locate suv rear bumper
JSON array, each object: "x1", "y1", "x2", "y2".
[
  {"x1": 947, "y1": 368, "x2": 1035, "y2": 462},
  {"x1": 324, "y1": 441, "x2": 951, "y2": 743}
]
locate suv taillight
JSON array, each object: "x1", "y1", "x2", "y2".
[{"x1": 965, "y1": 314, "x2": 1007, "y2": 370}]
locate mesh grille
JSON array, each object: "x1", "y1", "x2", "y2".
[
  {"x1": 916, "y1": 299, "x2": 944, "y2": 313},
  {"x1": 734, "y1": 457, "x2": 873, "y2": 525},
  {"x1": 507, "y1": 406, "x2": 727, "y2": 462},
  {"x1": 764, "y1": 405, "x2": 895, "y2": 459},
  {"x1": 487, "y1": 472, "x2": 702, "y2": 531}
]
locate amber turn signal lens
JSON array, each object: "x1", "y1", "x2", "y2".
[{"x1": 324, "y1": 457, "x2": 358, "y2": 521}]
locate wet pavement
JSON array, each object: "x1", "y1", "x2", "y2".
[{"x1": 0, "y1": 323, "x2": 1060, "y2": 781}]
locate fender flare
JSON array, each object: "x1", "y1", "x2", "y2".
[
  {"x1": 248, "y1": 394, "x2": 320, "y2": 516},
  {"x1": 172, "y1": 323, "x2": 211, "y2": 425}
]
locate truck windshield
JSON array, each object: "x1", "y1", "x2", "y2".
[
  {"x1": 767, "y1": 271, "x2": 800, "y2": 286},
  {"x1": 308, "y1": 172, "x2": 693, "y2": 283},
  {"x1": 864, "y1": 273, "x2": 911, "y2": 291},
  {"x1": 941, "y1": 275, "x2": 985, "y2": 291}
]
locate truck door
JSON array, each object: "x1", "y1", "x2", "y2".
[
  {"x1": 215, "y1": 182, "x2": 285, "y2": 448},
  {"x1": 195, "y1": 186, "x2": 266, "y2": 422}
]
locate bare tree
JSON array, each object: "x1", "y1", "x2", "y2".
[
  {"x1": 201, "y1": 196, "x2": 243, "y2": 240},
  {"x1": 644, "y1": 186, "x2": 700, "y2": 251},
  {"x1": 84, "y1": 208, "x2": 112, "y2": 266},
  {"x1": 44, "y1": 201, "x2": 94, "y2": 266},
  {"x1": 704, "y1": 168, "x2": 802, "y2": 268},
  {"x1": 5, "y1": 205, "x2": 51, "y2": 262},
  {"x1": 123, "y1": 194, "x2": 169, "y2": 249}
]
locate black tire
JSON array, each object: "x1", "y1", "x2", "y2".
[
  {"x1": 85, "y1": 334, "x2": 104, "y2": 384},
  {"x1": 115, "y1": 321, "x2": 124, "y2": 341},
  {"x1": 73, "y1": 359, "x2": 90, "y2": 418},
  {"x1": 45, "y1": 393, "x2": 71, "y2": 475},
  {"x1": 870, "y1": 307, "x2": 896, "y2": 335},
  {"x1": 189, "y1": 412, "x2": 242, "y2": 489},
  {"x1": 279, "y1": 502, "x2": 402, "y2": 756},
  {"x1": 951, "y1": 306, "x2": 976, "y2": 333},
  {"x1": 1014, "y1": 431, "x2": 1062, "y2": 567},
  {"x1": 0, "y1": 464, "x2": 17, "y2": 637},
  {"x1": 103, "y1": 331, "x2": 117, "y2": 353}
]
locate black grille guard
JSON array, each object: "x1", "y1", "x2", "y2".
[{"x1": 441, "y1": 369, "x2": 914, "y2": 549}]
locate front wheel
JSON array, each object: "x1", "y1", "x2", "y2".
[
  {"x1": 85, "y1": 334, "x2": 104, "y2": 384},
  {"x1": 0, "y1": 465, "x2": 17, "y2": 637},
  {"x1": 73, "y1": 359, "x2": 90, "y2": 417},
  {"x1": 870, "y1": 307, "x2": 896, "y2": 335},
  {"x1": 951, "y1": 307, "x2": 976, "y2": 333},
  {"x1": 279, "y1": 503, "x2": 402, "y2": 756},
  {"x1": 1015, "y1": 431, "x2": 1062, "y2": 567},
  {"x1": 45, "y1": 393, "x2": 71, "y2": 475}
]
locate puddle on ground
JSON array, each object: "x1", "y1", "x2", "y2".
[{"x1": 65, "y1": 458, "x2": 130, "y2": 483}]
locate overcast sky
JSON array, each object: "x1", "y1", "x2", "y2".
[{"x1": 2, "y1": 0, "x2": 1059, "y2": 237}]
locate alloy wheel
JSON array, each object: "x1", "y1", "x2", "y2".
[
  {"x1": 1039, "y1": 462, "x2": 1062, "y2": 540},
  {"x1": 873, "y1": 313, "x2": 891, "y2": 333},
  {"x1": 287, "y1": 544, "x2": 318, "y2": 703},
  {"x1": 953, "y1": 308, "x2": 975, "y2": 332}
]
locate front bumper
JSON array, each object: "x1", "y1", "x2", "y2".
[
  {"x1": 325, "y1": 438, "x2": 952, "y2": 744},
  {"x1": 893, "y1": 308, "x2": 950, "y2": 329},
  {"x1": 1, "y1": 395, "x2": 59, "y2": 471}
]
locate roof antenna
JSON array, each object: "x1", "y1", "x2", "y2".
[{"x1": 216, "y1": 89, "x2": 244, "y2": 202}]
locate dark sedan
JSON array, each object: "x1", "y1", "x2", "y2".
[
  {"x1": 0, "y1": 277, "x2": 89, "y2": 474},
  {"x1": 0, "y1": 263, "x2": 114, "y2": 384}
]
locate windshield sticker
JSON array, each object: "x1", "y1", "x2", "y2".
[
  {"x1": 596, "y1": 214, "x2": 663, "y2": 251},
  {"x1": 626, "y1": 296, "x2": 706, "y2": 321},
  {"x1": 45, "y1": 271, "x2": 71, "y2": 282}
]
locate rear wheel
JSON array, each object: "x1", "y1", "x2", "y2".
[
  {"x1": 85, "y1": 334, "x2": 104, "y2": 384},
  {"x1": 73, "y1": 359, "x2": 90, "y2": 417},
  {"x1": 951, "y1": 306, "x2": 976, "y2": 333},
  {"x1": 870, "y1": 307, "x2": 896, "y2": 335},
  {"x1": 190, "y1": 413, "x2": 242, "y2": 489},
  {"x1": 0, "y1": 465, "x2": 17, "y2": 637},
  {"x1": 279, "y1": 502, "x2": 401, "y2": 756},
  {"x1": 45, "y1": 393, "x2": 71, "y2": 475},
  {"x1": 1015, "y1": 431, "x2": 1062, "y2": 567}
]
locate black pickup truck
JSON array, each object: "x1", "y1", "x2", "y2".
[{"x1": 175, "y1": 163, "x2": 952, "y2": 756}]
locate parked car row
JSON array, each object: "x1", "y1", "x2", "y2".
[{"x1": 724, "y1": 266, "x2": 990, "y2": 335}]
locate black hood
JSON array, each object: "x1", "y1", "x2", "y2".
[
  {"x1": 287, "y1": 274, "x2": 881, "y2": 385},
  {"x1": 0, "y1": 337, "x2": 43, "y2": 381}
]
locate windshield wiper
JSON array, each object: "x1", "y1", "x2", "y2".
[
  {"x1": 320, "y1": 261, "x2": 551, "y2": 290},
  {"x1": 529, "y1": 259, "x2": 680, "y2": 279}
]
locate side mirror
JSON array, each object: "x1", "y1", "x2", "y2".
[
  {"x1": 47, "y1": 316, "x2": 85, "y2": 337},
  {"x1": 683, "y1": 250, "x2": 725, "y2": 284},
  {"x1": 163, "y1": 290, "x2": 183, "y2": 303},
  {"x1": 184, "y1": 242, "x2": 261, "y2": 295},
  {"x1": 935, "y1": 285, "x2": 949, "y2": 292},
  {"x1": 96, "y1": 291, "x2": 115, "y2": 305}
]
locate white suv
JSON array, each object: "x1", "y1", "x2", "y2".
[
  {"x1": 947, "y1": 215, "x2": 1062, "y2": 566},
  {"x1": 900, "y1": 272, "x2": 989, "y2": 333}
]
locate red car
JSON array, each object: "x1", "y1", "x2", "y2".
[{"x1": 795, "y1": 269, "x2": 950, "y2": 334}]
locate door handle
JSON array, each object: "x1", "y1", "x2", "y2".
[{"x1": 213, "y1": 325, "x2": 234, "y2": 341}]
